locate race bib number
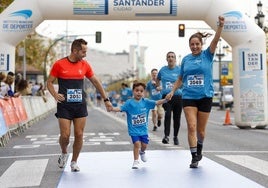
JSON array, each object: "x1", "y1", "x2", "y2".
[
  {"x1": 131, "y1": 113, "x2": 146, "y2": 126},
  {"x1": 165, "y1": 82, "x2": 174, "y2": 90},
  {"x1": 151, "y1": 89, "x2": 160, "y2": 96},
  {"x1": 187, "y1": 75, "x2": 204, "y2": 87},
  {"x1": 67, "y1": 89, "x2": 82, "y2": 102}
]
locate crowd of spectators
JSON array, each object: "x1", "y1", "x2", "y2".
[{"x1": 0, "y1": 72, "x2": 47, "y2": 102}]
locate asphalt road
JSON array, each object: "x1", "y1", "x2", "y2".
[{"x1": 0, "y1": 106, "x2": 267, "y2": 187}]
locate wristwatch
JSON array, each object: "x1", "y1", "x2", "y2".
[{"x1": 103, "y1": 98, "x2": 110, "y2": 102}]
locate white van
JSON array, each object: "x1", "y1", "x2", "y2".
[{"x1": 220, "y1": 85, "x2": 234, "y2": 109}]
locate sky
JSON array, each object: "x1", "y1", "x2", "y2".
[{"x1": 35, "y1": 0, "x2": 267, "y2": 74}]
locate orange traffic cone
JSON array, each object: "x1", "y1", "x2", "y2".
[{"x1": 223, "y1": 109, "x2": 232, "y2": 125}]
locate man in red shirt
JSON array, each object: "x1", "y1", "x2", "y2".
[{"x1": 47, "y1": 38, "x2": 112, "y2": 172}]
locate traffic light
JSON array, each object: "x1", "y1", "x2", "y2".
[
  {"x1": 178, "y1": 24, "x2": 185, "y2": 37},
  {"x1": 95, "y1": 31, "x2": 101, "y2": 43}
]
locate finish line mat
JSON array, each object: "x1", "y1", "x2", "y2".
[{"x1": 57, "y1": 150, "x2": 263, "y2": 188}]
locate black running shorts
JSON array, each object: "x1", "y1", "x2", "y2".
[
  {"x1": 182, "y1": 98, "x2": 212, "y2": 112},
  {"x1": 55, "y1": 102, "x2": 88, "y2": 120}
]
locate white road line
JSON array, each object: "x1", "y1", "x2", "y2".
[
  {"x1": 13, "y1": 145, "x2": 40, "y2": 149},
  {"x1": 217, "y1": 155, "x2": 268, "y2": 176},
  {"x1": 105, "y1": 141, "x2": 131, "y2": 145},
  {"x1": 83, "y1": 142, "x2": 101, "y2": 145},
  {"x1": 0, "y1": 154, "x2": 59, "y2": 159},
  {"x1": 89, "y1": 138, "x2": 113, "y2": 142},
  {"x1": 0, "y1": 159, "x2": 48, "y2": 187}
]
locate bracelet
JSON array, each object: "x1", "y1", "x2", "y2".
[{"x1": 103, "y1": 98, "x2": 110, "y2": 102}]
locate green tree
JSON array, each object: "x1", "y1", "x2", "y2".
[
  {"x1": 0, "y1": 0, "x2": 13, "y2": 13},
  {"x1": 15, "y1": 32, "x2": 57, "y2": 72}
]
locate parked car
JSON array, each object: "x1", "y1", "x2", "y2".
[
  {"x1": 212, "y1": 91, "x2": 221, "y2": 106},
  {"x1": 220, "y1": 85, "x2": 234, "y2": 109}
]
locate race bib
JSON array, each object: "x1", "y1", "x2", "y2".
[
  {"x1": 165, "y1": 82, "x2": 174, "y2": 90},
  {"x1": 187, "y1": 75, "x2": 204, "y2": 87},
  {"x1": 67, "y1": 89, "x2": 82, "y2": 102},
  {"x1": 151, "y1": 89, "x2": 160, "y2": 96},
  {"x1": 131, "y1": 113, "x2": 146, "y2": 126}
]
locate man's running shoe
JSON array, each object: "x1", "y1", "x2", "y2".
[
  {"x1": 132, "y1": 160, "x2": 139, "y2": 169},
  {"x1": 139, "y1": 151, "x2": 147, "y2": 162},
  {"x1": 153, "y1": 126, "x2": 157, "y2": 131},
  {"x1": 70, "y1": 161, "x2": 80, "y2": 172},
  {"x1": 58, "y1": 153, "x2": 68, "y2": 168}
]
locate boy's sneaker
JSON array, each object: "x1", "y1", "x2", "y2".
[
  {"x1": 132, "y1": 160, "x2": 139, "y2": 169},
  {"x1": 139, "y1": 151, "x2": 147, "y2": 162},
  {"x1": 153, "y1": 126, "x2": 157, "y2": 131},
  {"x1": 58, "y1": 153, "x2": 68, "y2": 168},
  {"x1": 70, "y1": 161, "x2": 80, "y2": 172}
]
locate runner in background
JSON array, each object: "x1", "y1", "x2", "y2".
[{"x1": 146, "y1": 68, "x2": 164, "y2": 131}]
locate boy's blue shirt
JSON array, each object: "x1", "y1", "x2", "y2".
[{"x1": 120, "y1": 98, "x2": 156, "y2": 136}]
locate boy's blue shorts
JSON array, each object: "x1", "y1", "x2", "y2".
[{"x1": 131, "y1": 135, "x2": 149, "y2": 144}]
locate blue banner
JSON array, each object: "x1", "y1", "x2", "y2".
[{"x1": 0, "y1": 108, "x2": 8, "y2": 136}]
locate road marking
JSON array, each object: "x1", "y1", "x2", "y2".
[
  {"x1": 33, "y1": 141, "x2": 57, "y2": 144},
  {"x1": 13, "y1": 145, "x2": 40, "y2": 149},
  {"x1": 0, "y1": 154, "x2": 59, "y2": 159},
  {"x1": 105, "y1": 141, "x2": 130, "y2": 145},
  {"x1": 13, "y1": 132, "x2": 128, "y2": 148},
  {"x1": 217, "y1": 155, "x2": 268, "y2": 176},
  {"x1": 84, "y1": 132, "x2": 96, "y2": 136},
  {"x1": 99, "y1": 132, "x2": 120, "y2": 136},
  {"x1": 83, "y1": 142, "x2": 101, "y2": 145},
  {"x1": 0, "y1": 159, "x2": 48, "y2": 187},
  {"x1": 25, "y1": 135, "x2": 47, "y2": 138},
  {"x1": 89, "y1": 138, "x2": 113, "y2": 142}
]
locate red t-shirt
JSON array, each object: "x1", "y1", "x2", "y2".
[{"x1": 49, "y1": 57, "x2": 94, "y2": 104}]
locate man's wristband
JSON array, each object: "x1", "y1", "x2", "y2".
[{"x1": 103, "y1": 98, "x2": 110, "y2": 102}]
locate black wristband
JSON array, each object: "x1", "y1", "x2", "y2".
[{"x1": 103, "y1": 98, "x2": 110, "y2": 102}]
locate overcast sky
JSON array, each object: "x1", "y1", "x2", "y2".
[{"x1": 35, "y1": 0, "x2": 267, "y2": 73}]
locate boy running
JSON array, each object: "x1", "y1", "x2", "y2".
[{"x1": 111, "y1": 81, "x2": 168, "y2": 169}]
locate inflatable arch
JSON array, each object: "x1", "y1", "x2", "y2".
[{"x1": 0, "y1": 0, "x2": 267, "y2": 128}]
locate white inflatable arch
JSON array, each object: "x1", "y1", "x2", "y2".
[{"x1": 0, "y1": 0, "x2": 267, "y2": 128}]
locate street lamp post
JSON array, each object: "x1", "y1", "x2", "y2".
[
  {"x1": 255, "y1": 1, "x2": 268, "y2": 32},
  {"x1": 216, "y1": 39, "x2": 225, "y2": 90},
  {"x1": 216, "y1": 39, "x2": 229, "y2": 109},
  {"x1": 127, "y1": 30, "x2": 140, "y2": 78},
  {"x1": 43, "y1": 37, "x2": 64, "y2": 84},
  {"x1": 23, "y1": 39, "x2": 27, "y2": 79}
]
